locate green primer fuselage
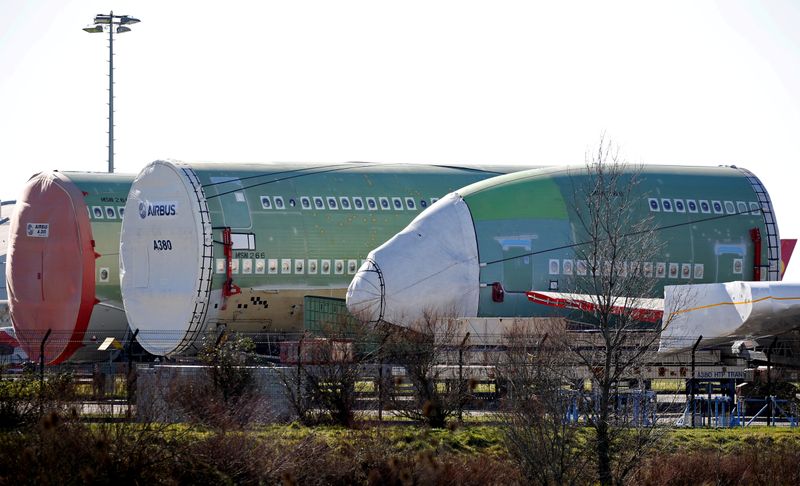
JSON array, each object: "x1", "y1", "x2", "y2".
[
  {"x1": 122, "y1": 161, "x2": 540, "y2": 355},
  {"x1": 458, "y1": 165, "x2": 779, "y2": 317}
]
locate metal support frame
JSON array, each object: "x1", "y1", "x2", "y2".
[{"x1": 219, "y1": 227, "x2": 242, "y2": 310}]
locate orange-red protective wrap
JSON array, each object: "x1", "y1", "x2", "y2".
[{"x1": 6, "y1": 173, "x2": 96, "y2": 364}]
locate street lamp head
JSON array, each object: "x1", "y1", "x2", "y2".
[
  {"x1": 93, "y1": 14, "x2": 112, "y2": 24},
  {"x1": 83, "y1": 25, "x2": 104, "y2": 33},
  {"x1": 117, "y1": 26, "x2": 131, "y2": 34},
  {"x1": 119, "y1": 16, "x2": 141, "y2": 25}
]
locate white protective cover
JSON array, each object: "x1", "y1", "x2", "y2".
[
  {"x1": 347, "y1": 192, "x2": 480, "y2": 327},
  {"x1": 659, "y1": 281, "x2": 800, "y2": 352},
  {"x1": 120, "y1": 161, "x2": 210, "y2": 356}
]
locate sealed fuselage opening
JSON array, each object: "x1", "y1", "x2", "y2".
[
  {"x1": 6, "y1": 173, "x2": 96, "y2": 363},
  {"x1": 120, "y1": 162, "x2": 213, "y2": 356}
]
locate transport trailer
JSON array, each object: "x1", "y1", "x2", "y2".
[
  {"x1": 119, "y1": 160, "x2": 540, "y2": 357},
  {"x1": 6, "y1": 171, "x2": 134, "y2": 364}
]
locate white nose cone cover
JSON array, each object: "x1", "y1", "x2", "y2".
[
  {"x1": 347, "y1": 192, "x2": 480, "y2": 327},
  {"x1": 120, "y1": 161, "x2": 211, "y2": 356},
  {"x1": 659, "y1": 281, "x2": 800, "y2": 352}
]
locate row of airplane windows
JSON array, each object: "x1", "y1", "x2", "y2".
[
  {"x1": 259, "y1": 195, "x2": 439, "y2": 212},
  {"x1": 97, "y1": 256, "x2": 746, "y2": 283},
  {"x1": 648, "y1": 198, "x2": 761, "y2": 215},
  {"x1": 89, "y1": 198, "x2": 762, "y2": 219},
  {"x1": 547, "y1": 258, "x2": 744, "y2": 279},
  {"x1": 214, "y1": 257, "x2": 367, "y2": 276},
  {"x1": 89, "y1": 206, "x2": 125, "y2": 220},
  {"x1": 86, "y1": 196, "x2": 444, "y2": 219}
]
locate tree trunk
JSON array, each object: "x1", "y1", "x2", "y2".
[{"x1": 598, "y1": 380, "x2": 612, "y2": 486}]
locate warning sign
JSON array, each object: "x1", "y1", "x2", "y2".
[{"x1": 26, "y1": 223, "x2": 49, "y2": 238}]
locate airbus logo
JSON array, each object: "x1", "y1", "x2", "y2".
[
  {"x1": 139, "y1": 201, "x2": 177, "y2": 219},
  {"x1": 26, "y1": 222, "x2": 49, "y2": 238}
]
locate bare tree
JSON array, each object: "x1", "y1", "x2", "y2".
[
  {"x1": 301, "y1": 317, "x2": 372, "y2": 427},
  {"x1": 275, "y1": 315, "x2": 382, "y2": 426},
  {"x1": 563, "y1": 140, "x2": 684, "y2": 485},
  {"x1": 167, "y1": 332, "x2": 265, "y2": 429},
  {"x1": 384, "y1": 311, "x2": 474, "y2": 428},
  {"x1": 494, "y1": 319, "x2": 593, "y2": 486}
]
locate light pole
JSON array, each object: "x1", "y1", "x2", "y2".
[{"x1": 83, "y1": 12, "x2": 140, "y2": 173}]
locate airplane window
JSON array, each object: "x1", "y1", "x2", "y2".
[
  {"x1": 686, "y1": 200, "x2": 697, "y2": 213},
  {"x1": 261, "y1": 196, "x2": 272, "y2": 209},
  {"x1": 379, "y1": 197, "x2": 390, "y2": 209},
  {"x1": 273, "y1": 197, "x2": 285, "y2": 209},
  {"x1": 420, "y1": 199, "x2": 427, "y2": 208},
  {"x1": 699, "y1": 200, "x2": 710, "y2": 213},
  {"x1": 353, "y1": 197, "x2": 364, "y2": 210},
  {"x1": 723, "y1": 201, "x2": 735, "y2": 214},
  {"x1": 105, "y1": 207, "x2": 117, "y2": 219},
  {"x1": 405, "y1": 198, "x2": 416, "y2": 210},
  {"x1": 648, "y1": 198, "x2": 660, "y2": 211},
  {"x1": 712, "y1": 201, "x2": 723, "y2": 214},
  {"x1": 327, "y1": 197, "x2": 338, "y2": 209},
  {"x1": 340, "y1": 197, "x2": 351, "y2": 209},
  {"x1": 301, "y1": 197, "x2": 311, "y2": 209},
  {"x1": 314, "y1": 197, "x2": 325, "y2": 209},
  {"x1": 366, "y1": 197, "x2": 377, "y2": 210},
  {"x1": 736, "y1": 201, "x2": 748, "y2": 214},
  {"x1": 661, "y1": 199, "x2": 672, "y2": 212},
  {"x1": 288, "y1": 198, "x2": 296, "y2": 207},
  {"x1": 674, "y1": 200, "x2": 685, "y2": 212}
]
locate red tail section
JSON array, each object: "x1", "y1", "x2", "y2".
[{"x1": 781, "y1": 239, "x2": 797, "y2": 280}]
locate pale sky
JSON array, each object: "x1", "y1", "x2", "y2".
[{"x1": 1, "y1": 1, "x2": 799, "y2": 279}]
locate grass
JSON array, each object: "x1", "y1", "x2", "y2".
[
  {"x1": 240, "y1": 421, "x2": 800, "y2": 459},
  {"x1": 2, "y1": 417, "x2": 799, "y2": 484},
  {"x1": 662, "y1": 426, "x2": 800, "y2": 453},
  {"x1": 250, "y1": 422, "x2": 508, "y2": 457}
]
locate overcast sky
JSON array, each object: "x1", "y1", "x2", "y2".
[{"x1": 2, "y1": 1, "x2": 799, "y2": 279}]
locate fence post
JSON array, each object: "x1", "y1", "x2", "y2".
[
  {"x1": 457, "y1": 332, "x2": 470, "y2": 422},
  {"x1": 39, "y1": 329, "x2": 52, "y2": 416},
  {"x1": 690, "y1": 335, "x2": 703, "y2": 427},
  {"x1": 127, "y1": 328, "x2": 140, "y2": 419}
]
